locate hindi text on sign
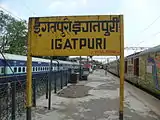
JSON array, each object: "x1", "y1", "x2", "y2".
[{"x1": 33, "y1": 17, "x2": 120, "y2": 37}]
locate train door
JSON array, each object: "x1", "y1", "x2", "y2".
[
  {"x1": 125, "y1": 61, "x2": 127, "y2": 73},
  {"x1": 134, "y1": 58, "x2": 139, "y2": 76}
]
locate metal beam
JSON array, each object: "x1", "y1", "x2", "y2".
[{"x1": 124, "y1": 47, "x2": 150, "y2": 50}]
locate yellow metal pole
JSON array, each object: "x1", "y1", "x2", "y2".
[
  {"x1": 119, "y1": 15, "x2": 124, "y2": 120},
  {"x1": 26, "y1": 18, "x2": 32, "y2": 120}
]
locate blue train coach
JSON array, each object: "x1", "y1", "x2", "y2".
[{"x1": 0, "y1": 53, "x2": 80, "y2": 83}]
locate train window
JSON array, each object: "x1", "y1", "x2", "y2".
[
  {"x1": 18, "y1": 67, "x2": 21, "y2": 72},
  {"x1": 22, "y1": 67, "x2": 25, "y2": 72},
  {"x1": 14, "y1": 67, "x2": 17, "y2": 73},
  {"x1": 1, "y1": 67, "x2": 4, "y2": 73},
  {"x1": 33, "y1": 67, "x2": 35, "y2": 71},
  {"x1": 131, "y1": 58, "x2": 133, "y2": 64},
  {"x1": 35, "y1": 67, "x2": 37, "y2": 71},
  {"x1": 125, "y1": 61, "x2": 127, "y2": 73},
  {"x1": 38, "y1": 67, "x2": 40, "y2": 71},
  {"x1": 134, "y1": 58, "x2": 139, "y2": 76}
]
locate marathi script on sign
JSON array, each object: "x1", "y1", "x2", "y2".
[{"x1": 33, "y1": 17, "x2": 120, "y2": 37}]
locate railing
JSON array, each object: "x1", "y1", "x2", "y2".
[{"x1": 0, "y1": 69, "x2": 71, "y2": 120}]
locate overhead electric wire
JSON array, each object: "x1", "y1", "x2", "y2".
[
  {"x1": 0, "y1": 6, "x2": 26, "y2": 86},
  {"x1": 131, "y1": 15, "x2": 160, "y2": 48},
  {"x1": 0, "y1": 51, "x2": 22, "y2": 86},
  {"x1": 0, "y1": 5, "x2": 24, "y2": 21},
  {"x1": 23, "y1": 3, "x2": 37, "y2": 17},
  {"x1": 139, "y1": 15, "x2": 160, "y2": 34},
  {"x1": 0, "y1": 4, "x2": 38, "y2": 105},
  {"x1": 125, "y1": 14, "x2": 160, "y2": 55},
  {"x1": 0, "y1": 39, "x2": 22, "y2": 86}
]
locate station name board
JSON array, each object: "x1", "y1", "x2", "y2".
[{"x1": 28, "y1": 15, "x2": 122, "y2": 56}]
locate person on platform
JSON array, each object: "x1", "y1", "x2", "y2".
[{"x1": 105, "y1": 65, "x2": 108, "y2": 75}]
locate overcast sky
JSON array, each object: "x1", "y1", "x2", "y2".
[{"x1": 0, "y1": 0, "x2": 160, "y2": 62}]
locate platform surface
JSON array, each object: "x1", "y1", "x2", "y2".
[{"x1": 31, "y1": 69, "x2": 160, "y2": 120}]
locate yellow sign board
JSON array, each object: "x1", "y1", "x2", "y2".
[{"x1": 28, "y1": 15, "x2": 122, "y2": 56}]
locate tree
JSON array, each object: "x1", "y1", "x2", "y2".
[
  {"x1": 0, "y1": 10, "x2": 27, "y2": 55},
  {"x1": 5, "y1": 20, "x2": 27, "y2": 55},
  {"x1": 0, "y1": 10, "x2": 69, "y2": 60},
  {"x1": 0, "y1": 10, "x2": 14, "y2": 51}
]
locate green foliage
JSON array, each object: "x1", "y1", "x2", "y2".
[
  {"x1": 0, "y1": 10, "x2": 71, "y2": 61},
  {"x1": 0, "y1": 10, "x2": 68, "y2": 60},
  {"x1": 0, "y1": 10, "x2": 27, "y2": 55}
]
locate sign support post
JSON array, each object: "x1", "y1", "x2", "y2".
[
  {"x1": 119, "y1": 15, "x2": 124, "y2": 120},
  {"x1": 48, "y1": 57, "x2": 53, "y2": 110},
  {"x1": 26, "y1": 19, "x2": 32, "y2": 120},
  {"x1": 79, "y1": 56, "x2": 82, "y2": 80}
]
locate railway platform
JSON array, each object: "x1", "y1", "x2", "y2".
[{"x1": 29, "y1": 69, "x2": 160, "y2": 120}]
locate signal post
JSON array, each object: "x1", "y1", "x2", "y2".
[{"x1": 26, "y1": 15, "x2": 124, "y2": 120}]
